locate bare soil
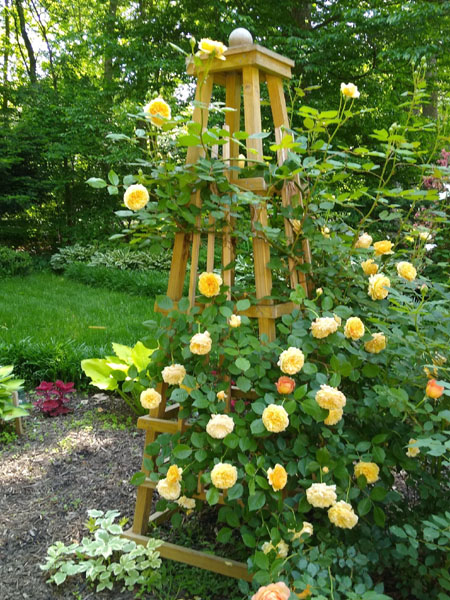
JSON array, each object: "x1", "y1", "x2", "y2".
[{"x1": 0, "y1": 394, "x2": 146, "y2": 600}]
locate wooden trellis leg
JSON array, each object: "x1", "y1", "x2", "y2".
[
  {"x1": 132, "y1": 383, "x2": 168, "y2": 535},
  {"x1": 242, "y1": 65, "x2": 275, "y2": 341}
]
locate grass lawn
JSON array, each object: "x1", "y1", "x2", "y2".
[{"x1": 0, "y1": 272, "x2": 155, "y2": 388}]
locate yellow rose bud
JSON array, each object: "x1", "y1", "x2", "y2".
[
  {"x1": 406, "y1": 439, "x2": 420, "y2": 458},
  {"x1": 292, "y1": 219, "x2": 302, "y2": 235}
]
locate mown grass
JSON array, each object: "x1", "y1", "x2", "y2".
[{"x1": 0, "y1": 272, "x2": 155, "y2": 388}]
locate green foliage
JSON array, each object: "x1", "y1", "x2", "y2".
[
  {"x1": 40, "y1": 509, "x2": 162, "y2": 593},
  {"x1": 50, "y1": 244, "x2": 172, "y2": 272},
  {"x1": 64, "y1": 262, "x2": 172, "y2": 297},
  {"x1": 111, "y1": 62, "x2": 450, "y2": 598},
  {"x1": 81, "y1": 341, "x2": 156, "y2": 414},
  {"x1": 0, "y1": 246, "x2": 32, "y2": 277},
  {"x1": 0, "y1": 365, "x2": 29, "y2": 422},
  {"x1": 390, "y1": 512, "x2": 450, "y2": 598},
  {"x1": 0, "y1": 273, "x2": 155, "y2": 389}
]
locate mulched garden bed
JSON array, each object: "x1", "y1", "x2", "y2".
[{"x1": 0, "y1": 394, "x2": 146, "y2": 600}]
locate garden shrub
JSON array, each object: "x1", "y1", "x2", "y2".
[
  {"x1": 85, "y1": 49, "x2": 449, "y2": 599},
  {"x1": 0, "y1": 246, "x2": 32, "y2": 277},
  {"x1": 0, "y1": 339, "x2": 99, "y2": 390},
  {"x1": 50, "y1": 244, "x2": 172, "y2": 272}
]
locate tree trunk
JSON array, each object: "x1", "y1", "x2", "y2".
[
  {"x1": 422, "y1": 56, "x2": 438, "y2": 120},
  {"x1": 14, "y1": 0, "x2": 37, "y2": 84},
  {"x1": 291, "y1": 1, "x2": 312, "y2": 31},
  {"x1": 2, "y1": 0, "x2": 11, "y2": 112}
]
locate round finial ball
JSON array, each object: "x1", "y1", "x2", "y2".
[{"x1": 228, "y1": 28, "x2": 253, "y2": 47}]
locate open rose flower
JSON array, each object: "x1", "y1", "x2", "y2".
[
  {"x1": 373, "y1": 240, "x2": 394, "y2": 255},
  {"x1": 278, "y1": 347, "x2": 305, "y2": 374},
  {"x1": 328, "y1": 501, "x2": 358, "y2": 529},
  {"x1": 198, "y1": 272, "x2": 222, "y2": 297},
  {"x1": 123, "y1": 184, "x2": 149, "y2": 211},
  {"x1": 341, "y1": 82, "x2": 360, "y2": 98},
  {"x1": 251, "y1": 582, "x2": 291, "y2": 600},
  {"x1": 190, "y1": 331, "x2": 212, "y2": 355},
  {"x1": 355, "y1": 232, "x2": 372, "y2": 248},
  {"x1": 364, "y1": 332, "x2": 387, "y2": 353},
  {"x1": 198, "y1": 38, "x2": 227, "y2": 60},
  {"x1": 354, "y1": 461, "x2": 379, "y2": 484},
  {"x1": 267, "y1": 464, "x2": 288, "y2": 491},
  {"x1": 140, "y1": 388, "x2": 162, "y2": 410},
  {"x1": 162, "y1": 364, "x2": 186, "y2": 385},
  {"x1": 368, "y1": 273, "x2": 390, "y2": 300},
  {"x1": 397, "y1": 261, "x2": 417, "y2": 282},
  {"x1": 144, "y1": 97, "x2": 171, "y2": 127},
  {"x1": 206, "y1": 414, "x2": 234, "y2": 439},
  {"x1": 262, "y1": 404, "x2": 289, "y2": 433},
  {"x1": 344, "y1": 316, "x2": 365, "y2": 340}
]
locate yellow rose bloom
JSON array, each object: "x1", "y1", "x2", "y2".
[
  {"x1": 198, "y1": 272, "x2": 223, "y2": 297},
  {"x1": 354, "y1": 461, "x2": 379, "y2": 484},
  {"x1": 315, "y1": 384, "x2": 346, "y2": 410},
  {"x1": 198, "y1": 38, "x2": 227, "y2": 60},
  {"x1": 216, "y1": 390, "x2": 227, "y2": 401},
  {"x1": 161, "y1": 363, "x2": 186, "y2": 385},
  {"x1": 206, "y1": 414, "x2": 235, "y2": 439},
  {"x1": 341, "y1": 82, "x2": 360, "y2": 98},
  {"x1": 156, "y1": 478, "x2": 181, "y2": 500},
  {"x1": 189, "y1": 330, "x2": 212, "y2": 355},
  {"x1": 406, "y1": 438, "x2": 420, "y2": 458},
  {"x1": 144, "y1": 97, "x2": 171, "y2": 127},
  {"x1": 321, "y1": 225, "x2": 330, "y2": 238},
  {"x1": 267, "y1": 464, "x2": 288, "y2": 491},
  {"x1": 166, "y1": 464, "x2": 183, "y2": 485},
  {"x1": 229, "y1": 314, "x2": 241, "y2": 328},
  {"x1": 275, "y1": 540, "x2": 289, "y2": 558},
  {"x1": 210, "y1": 462, "x2": 237, "y2": 489},
  {"x1": 262, "y1": 404, "x2": 289, "y2": 433},
  {"x1": 373, "y1": 240, "x2": 394, "y2": 255},
  {"x1": 310, "y1": 316, "x2": 339, "y2": 339},
  {"x1": 364, "y1": 332, "x2": 387, "y2": 354},
  {"x1": 361, "y1": 259, "x2": 378, "y2": 276},
  {"x1": 123, "y1": 184, "x2": 149, "y2": 211},
  {"x1": 261, "y1": 541, "x2": 274, "y2": 554},
  {"x1": 355, "y1": 232, "x2": 373, "y2": 248},
  {"x1": 397, "y1": 261, "x2": 417, "y2": 282},
  {"x1": 176, "y1": 496, "x2": 196, "y2": 510},
  {"x1": 289, "y1": 521, "x2": 313, "y2": 541},
  {"x1": 324, "y1": 407, "x2": 343, "y2": 426},
  {"x1": 328, "y1": 501, "x2": 358, "y2": 529},
  {"x1": 368, "y1": 273, "x2": 390, "y2": 300},
  {"x1": 140, "y1": 388, "x2": 162, "y2": 410},
  {"x1": 306, "y1": 483, "x2": 337, "y2": 508},
  {"x1": 278, "y1": 347, "x2": 305, "y2": 374},
  {"x1": 292, "y1": 219, "x2": 302, "y2": 235},
  {"x1": 344, "y1": 317, "x2": 365, "y2": 340}
]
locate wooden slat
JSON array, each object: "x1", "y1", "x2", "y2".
[
  {"x1": 187, "y1": 45, "x2": 293, "y2": 80},
  {"x1": 137, "y1": 415, "x2": 180, "y2": 434},
  {"x1": 123, "y1": 529, "x2": 252, "y2": 581},
  {"x1": 186, "y1": 74, "x2": 214, "y2": 165},
  {"x1": 166, "y1": 232, "x2": 191, "y2": 301},
  {"x1": 12, "y1": 392, "x2": 24, "y2": 436},
  {"x1": 206, "y1": 214, "x2": 215, "y2": 272},
  {"x1": 234, "y1": 177, "x2": 267, "y2": 192}
]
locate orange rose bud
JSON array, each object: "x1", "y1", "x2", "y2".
[
  {"x1": 426, "y1": 379, "x2": 444, "y2": 399},
  {"x1": 276, "y1": 376, "x2": 296, "y2": 395}
]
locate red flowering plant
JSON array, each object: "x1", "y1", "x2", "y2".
[{"x1": 33, "y1": 380, "x2": 75, "y2": 417}]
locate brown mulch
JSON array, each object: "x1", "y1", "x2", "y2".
[{"x1": 0, "y1": 394, "x2": 148, "y2": 600}]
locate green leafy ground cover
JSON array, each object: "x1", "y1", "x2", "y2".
[{"x1": 0, "y1": 272, "x2": 154, "y2": 388}]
